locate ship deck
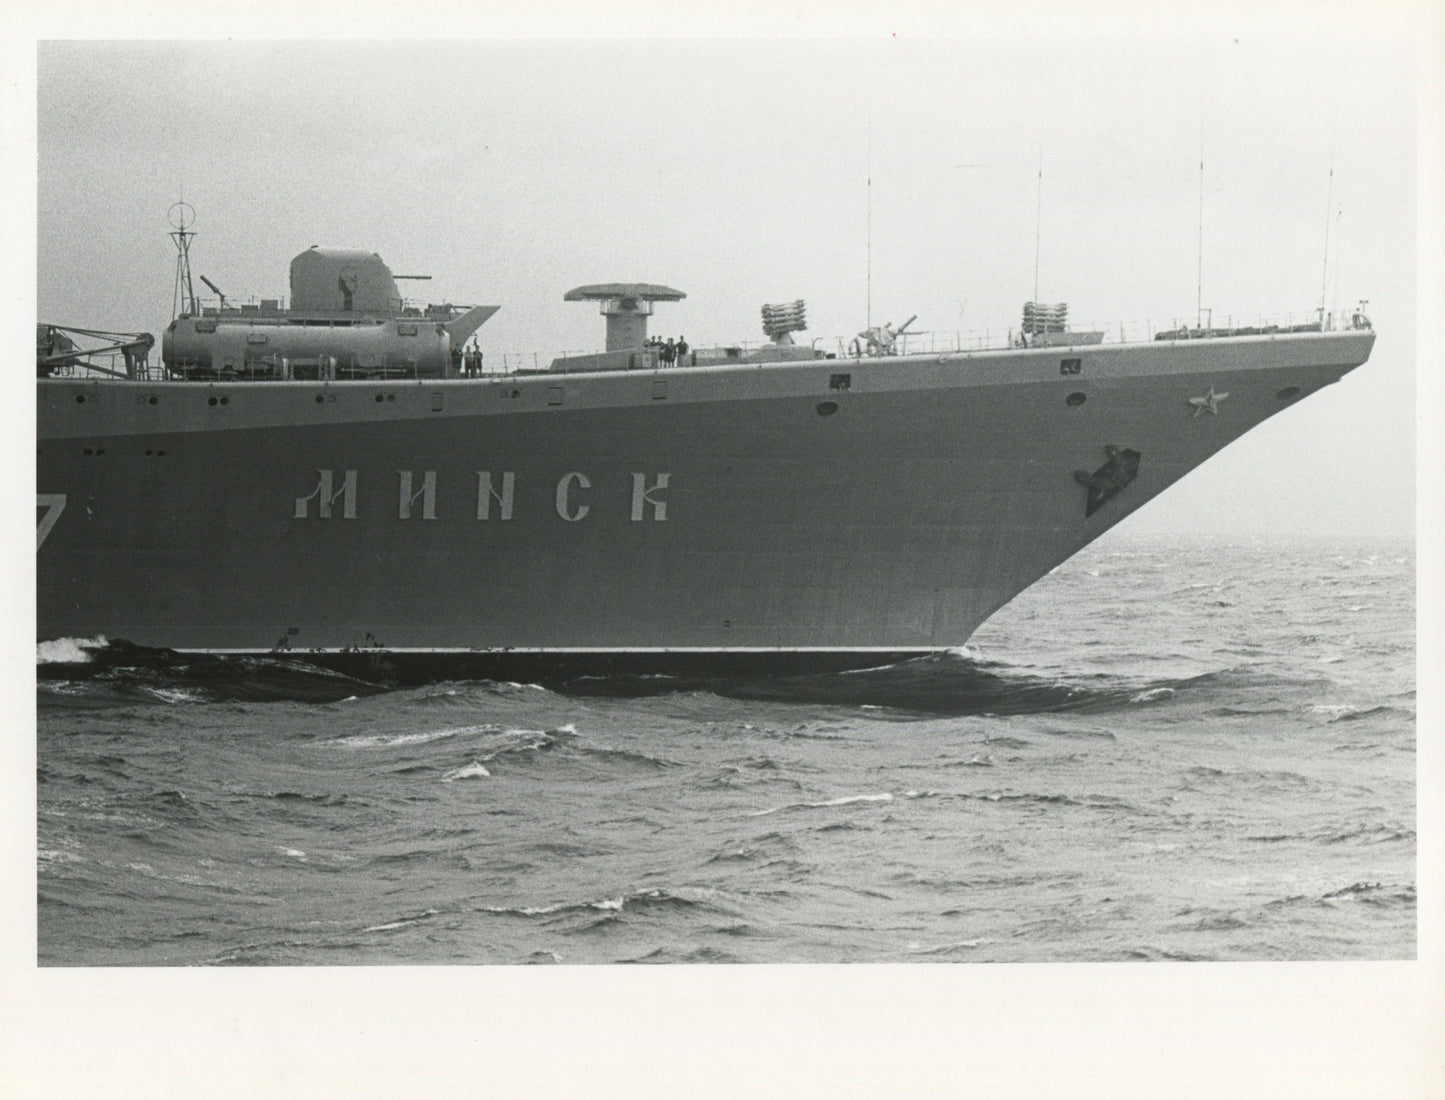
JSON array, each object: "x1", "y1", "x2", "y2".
[{"x1": 39, "y1": 310, "x2": 1372, "y2": 384}]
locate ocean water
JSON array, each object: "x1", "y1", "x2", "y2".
[{"x1": 36, "y1": 533, "x2": 1416, "y2": 965}]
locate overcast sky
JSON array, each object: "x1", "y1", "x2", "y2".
[{"x1": 25, "y1": 19, "x2": 1422, "y2": 545}]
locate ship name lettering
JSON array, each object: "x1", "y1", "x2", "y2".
[
  {"x1": 630, "y1": 473, "x2": 671, "y2": 521},
  {"x1": 295, "y1": 469, "x2": 357, "y2": 519},
  {"x1": 290, "y1": 469, "x2": 674, "y2": 523},
  {"x1": 476, "y1": 471, "x2": 516, "y2": 520},
  {"x1": 398, "y1": 470, "x2": 438, "y2": 520},
  {"x1": 555, "y1": 472, "x2": 591, "y2": 522}
]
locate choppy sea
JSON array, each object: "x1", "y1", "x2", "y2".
[{"x1": 36, "y1": 532, "x2": 1415, "y2": 965}]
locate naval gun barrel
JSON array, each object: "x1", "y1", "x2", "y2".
[{"x1": 200, "y1": 275, "x2": 229, "y2": 306}]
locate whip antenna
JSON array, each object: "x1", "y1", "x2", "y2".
[
  {"x1": 1319, "y1": 117, "x2": 1338, "y2": 327},
  {"x1": 1033, "y1": 123, "x2": 1043, "y2": 307},
  {"x1": 866, "y1": 101, "x2": 873, "y2": 333},
  {"x1": 1196, "y1": 98, "x2": 1205, "y2": 330}
]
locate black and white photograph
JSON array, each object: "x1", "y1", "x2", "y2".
[{"x1": 8, "y1": 4, "x2": 1440, "y2": 1095}]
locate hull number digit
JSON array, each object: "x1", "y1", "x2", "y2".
[{"x1": 37, "y1": 494, "x2": 67, "y2": 549}]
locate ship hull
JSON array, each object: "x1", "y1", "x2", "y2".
[{"x1": 37, "y1": 331, "x2": 1374, "y2": 678}]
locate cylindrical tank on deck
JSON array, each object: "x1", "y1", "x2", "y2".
[
  {"x1": 160, "y1": 246, "x2": 477, "y2": 379},
  {"x1": 162, "y1": 315, "x2": 456, "y2": 378}
]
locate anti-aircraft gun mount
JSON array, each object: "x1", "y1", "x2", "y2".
[{"x1": 852, "y1": 314, "x2": 919, "y2": 357}]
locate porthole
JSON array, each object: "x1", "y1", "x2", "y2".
[
  {"x1": 148, "y1": 396, "x2": 158, "y2": 406},
  {"x1": 386, "y1": 394, "x2": 395, "y2": 402},
  {"x1": 816, "y1": 401, "x2": 839, "y2": 417},
  {"x1": 74, "y1": 395, "x2": 86, "y2": 405},
  {"x1": 314, "y1": 395, "x2": 325, "y2": 404},
  {"x1": 1276, "y1": 385, "x2": 1301, "y2": 400},
  {"x1": 208, "y1": 397, "x2": 217, "y2": 406},
  {"x1": 375, "y1": 394, "x2": 384, "y2": 403},
  {"x1": 1066, "y1": 391, "x2": 1087, "y2": 406},
  {"x1": 221, "y1": 396, "x2": 230, "y2": 406}
]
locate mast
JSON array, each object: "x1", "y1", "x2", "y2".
[
  {"x1": 1032, "y1": 132, "x2": 1043, "y2": 308},
  {"x1": 1319, "y1": 120, "x2": 1338, "y2": 327},
  {"x1": 169, "y1": 201, "x2": 198, "y2": 320},
  {"x1": 866, "y1": 171, "x2": 872, "y2": 333},
  {"x1": 1196, "y1": 105, "x2": 1205, "y2": 330},
  {"x1": 865, "y1": 102, "x2": 873, "y2": 333}
]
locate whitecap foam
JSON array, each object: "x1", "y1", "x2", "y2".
[
  {"x1": 820, "y1": 793, "x2": 893, "y2": 807},
  {"x1": 146, "y1": 687, "x2": 204, "y2": 704},
  {"x1": 908, "y1": 939, "x2": 985, "y2": 954},
  {"x1": 840, "y1": 661, "x2": 907, "y2": 675},
  {"x1": 1310, "y1": 704, "x2": 1364, "y2": 721},
  {"x1": 330, "y1": 724, "x2": 500, "y2": 748},
  {"x1": 485, "y1": 894, "x2": 627, "y2": 916},
  {"x1": 1129, "y1": 687, "x2": 1175, "y2": 704},
  {"x1": 442, "y1": 762, "x2": 491, "y2": 781},
  {"x1": 749, "y1": 792, "x2": 893, "y2": 816},
  {"x1": 37, "y1": 849, "x2": 85, "y2": 864},
  {"x1": 36, "y1": 636, "x2": 107, "y2": 663},
  {"x1": 364, "y1": 909, "x2": 438, "y2": 933}
]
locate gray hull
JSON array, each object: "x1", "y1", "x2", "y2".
[{"x1": 37, "y1": 330, "x2": 1374, "y2": 679}]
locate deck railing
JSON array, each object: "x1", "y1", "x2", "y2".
[{"x1": 39, "y1": 308, "x2": 1372, "y2": 383}]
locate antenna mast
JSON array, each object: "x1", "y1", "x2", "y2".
[
  {"x1": 169, "y1": 201, "x2": 198, "y2": 320},
  {"x1": 866, "y1": 103, "x2": 873, "y2": 332},
  {"x1": 1032, "y1": 129, "x2": 1043, "y2": 307},
  {"x1": 1196, "y1": 103, "x2": 1205, "y2": 330},
  {"x1": 1319, "y1": 120, "x2": 1338, "y2": 327}
]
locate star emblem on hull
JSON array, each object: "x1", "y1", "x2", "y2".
[{"x1": 1188, "y1": 386, "x2": 1230, "y2": 416}]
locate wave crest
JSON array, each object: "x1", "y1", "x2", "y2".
[{"x1": 37, "y1": 636, "x2": 108, "y2": 664}]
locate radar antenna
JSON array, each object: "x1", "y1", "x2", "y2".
[{"x1": 168, "y1": 201, "x2": 198, "y2": 319}]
